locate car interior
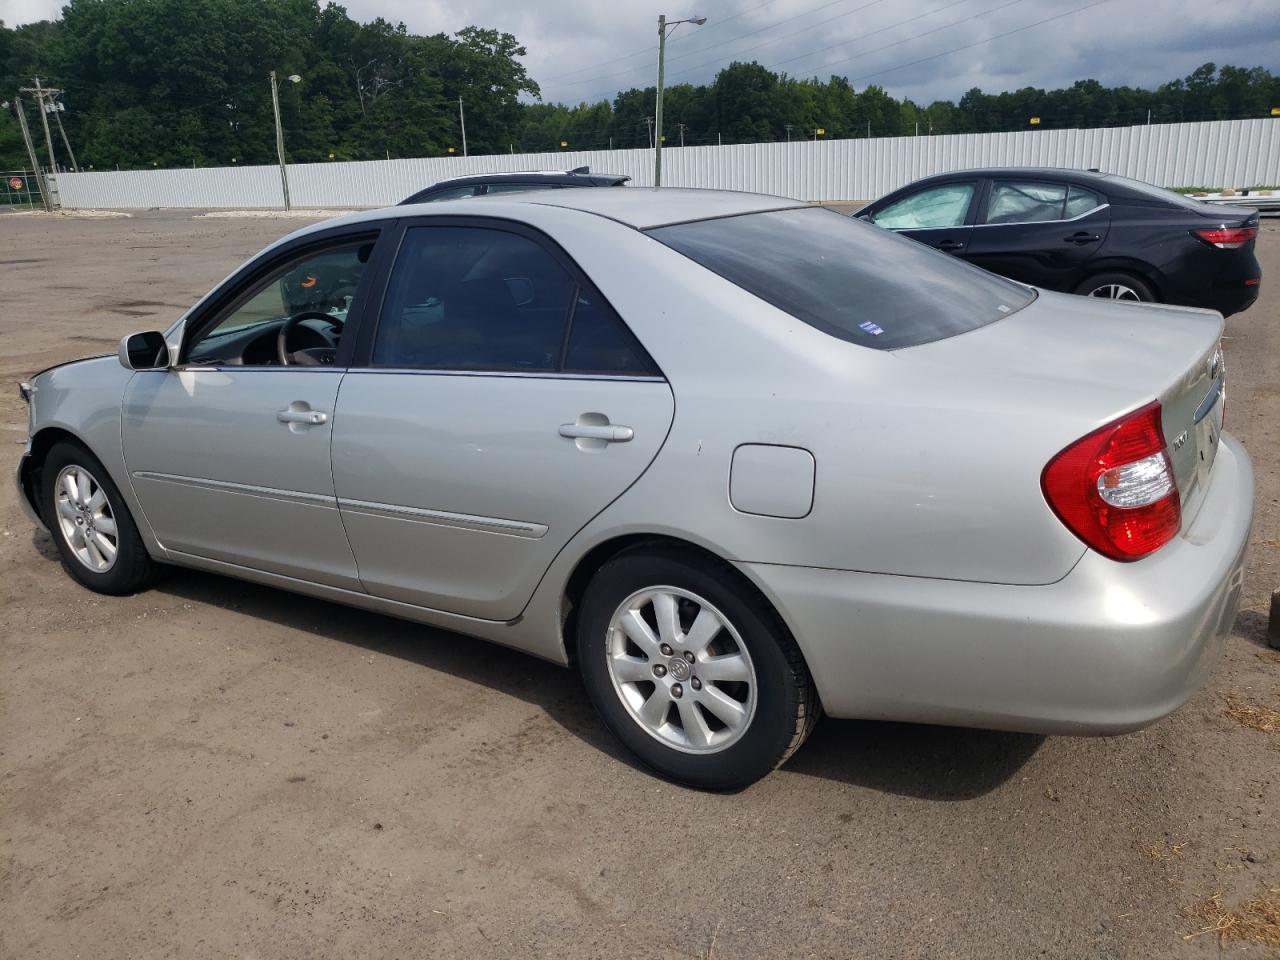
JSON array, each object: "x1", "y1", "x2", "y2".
[{"x1": 183, "y1": 240, "x2": 373, "y2": 367}]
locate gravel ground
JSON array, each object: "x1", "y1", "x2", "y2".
[{"x1": 1, "y1": 208, "x2": 1277, "y2": 960}]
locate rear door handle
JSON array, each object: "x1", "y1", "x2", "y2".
[
  {"x1": 278, "y1": 408, "x2": 328, "y2": 425},
  {"x1": 1065, "y1": 232, "x2": 1101, "y2": 244},
  {"x1": 936, "y1": 239, "x2": 966, "y2": 252},
  {"x1": 559, "y1": 423, "x2": 633, "y2": 443}
]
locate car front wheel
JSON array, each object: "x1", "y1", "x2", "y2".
[
  {"x1": 41, "y1": 440, "x2": 162, "y2": 595},
  {"x1": 576, "y1": 547, "x2": 818, "y2": 790}
]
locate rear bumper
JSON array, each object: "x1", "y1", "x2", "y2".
[{"x1": 739, "y1": 433, "x2": 1253, "y2": 734}]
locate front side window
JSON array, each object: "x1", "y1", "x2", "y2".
[
  {"x1": 872, "y1": 182, "x2": 975, "y2": 229},
  {"x1": 985, "y1": 181, "x2": 1069, "y2": 224},
  {"x1": 186, "y1": 240, "x2": 372, "y2": 365},
  {"x1": 649, "y1": 207, "x2": 1033, "y2": 351}
]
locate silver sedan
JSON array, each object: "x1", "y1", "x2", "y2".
[{"x1": 16, "y1": 189, "x2": 1253, "y2": 789}]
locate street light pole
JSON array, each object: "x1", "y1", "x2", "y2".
[
  {"x1": 269, "y1": 70, "x2": 291, "y2": 210},
  {"x1": 654, "y1": 14, "x2": 705, "y2": 187},
  {"x1": 458, "y1": 96, "x2": 468, "y2": 157}
]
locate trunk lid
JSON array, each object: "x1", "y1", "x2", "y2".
[{"x1": 900, "y1": 288, "x2": 1225, "y2": 525}]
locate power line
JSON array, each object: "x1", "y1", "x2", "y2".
[
  {"x1": 844, "y1": 0, "x2": 1116, "y2": 81},
  {"x1": 537, "y1": 0, "x2": 787, "y2": 85},
  {"x1": 664, "y1": 0, "x2": 976, "y2": 84},
  {"x1": 539, "y1": 0, "x2": 891, "y2": 94}
]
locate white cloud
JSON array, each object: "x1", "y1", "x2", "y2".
[{"x1": 8, "y1": 0, "x2": 1279, "y2": 107}]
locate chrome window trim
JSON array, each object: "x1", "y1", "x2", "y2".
[
  {"x1": 975, "y1": 202, "x2": 1110, "y2": 229},
  {"x1": 347, "y1": 368, "x2": 666, "y2": 382},
  {"x1": 167, "y1": 365, "x2": 347, "y2": 374}
]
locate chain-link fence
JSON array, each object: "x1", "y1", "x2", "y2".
[{"x1": 2, "y1": 170, "x2": 46, "y2": 209}]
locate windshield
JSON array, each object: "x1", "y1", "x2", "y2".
[{"x1": 647, "y1": 207, "x2": 1034, "y2": 350}]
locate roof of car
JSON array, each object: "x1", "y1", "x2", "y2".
[
  {"x1": 406, "y1": 187, "x2": 808, "y2": 229},
  {"x1": 274, "y1": 189, "x2": 812, "y2": 255},
  {"x1": 421, "y1": 169, "x2": 628, "y2": 188}
]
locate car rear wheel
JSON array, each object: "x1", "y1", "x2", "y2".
[
  {"x1": 1076, "y1": 272, "x2": 1156, "y2": 303},
  {"x1": 576, "y1": 547, "x2": 818, "y2": 790},
  {"x1": 41, "y1": 441, "x2": 162, "y2": 595}
]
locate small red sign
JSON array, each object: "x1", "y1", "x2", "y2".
[{"x1": 8, "y1": 177, "x2": 24, "y2": 190}]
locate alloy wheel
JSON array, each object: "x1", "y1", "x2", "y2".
[
  {"x1": 53, "y1": 464, "x2": 119, "y2": 573},
  {"x1": 605, "y1": 586, "x2": 758, "y2": 754},
  {"x1": 1088, "y1": 282, "x2": 1142, "y2": 301}
]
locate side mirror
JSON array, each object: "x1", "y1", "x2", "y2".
[{"x1": 118, "y1": 331, "x2": 170, "y2": 370}]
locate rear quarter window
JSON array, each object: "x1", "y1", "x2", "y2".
[{"x1": 648, "y1": 207, "x2": 1034, "y2": 350}]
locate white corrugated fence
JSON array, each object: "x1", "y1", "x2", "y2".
[{"x1": 50, "y1": 118, "x2": 1280, "y2": 210}]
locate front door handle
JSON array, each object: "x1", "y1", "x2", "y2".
[
  {"x1": 1065, "y1": 232, "x2": 1101, "y2": 244},
  {"x1": 559, "y1": 423, "x2": 633, "y2": 443},
  {"x1": 935, "y1": 239, "x2": 966, "y2": 252},
  {"x1": 278, "y1": 407, "x2": 328, "y2": 426}
]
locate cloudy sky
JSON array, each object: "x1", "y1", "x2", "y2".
[{"x1": 8, "y1": 0, "x2": 1279, "y2": 106}]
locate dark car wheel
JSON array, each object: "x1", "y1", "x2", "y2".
[
  {"x1": 576, "y1": 547, "x2": 819, "y2": 790},
  {"x1": 41, "y1": 440, "x2": 162, "y2": 595},
  {"x1": 1075, "y1": 271, "x2": 1156, "y2": 303}
]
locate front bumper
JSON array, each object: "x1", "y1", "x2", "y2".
[
  {"x1": 15, "y1": 444, "x2": 46, "y2": 531},
  {"x1": 739, "y1": 433, "x2": 1253, "y2": 734}
]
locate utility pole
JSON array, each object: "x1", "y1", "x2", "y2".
[
  {"x1": 22, "y1": 78, "x2": 60, "y2": 174},
  {"x1": 677, "y1": 122, "x2": 687, "y2": 147},
  {"x1": 10, "y1": 96, "x2": 51, "y2": 211},
  {"x1": 645, "y1": 116, "x2": 654, "y2": 149},
  {"x1": 784, "y1": 124, "x2": 793, "y2": 142},
  {"x1": 655, "y1": 14, "x2": 666, "y2": 186},
  {"x1": 458, "y1": 96, "x2": 468, "y2": 157},
  {"x1": 269, "y1": 70, "x2": 291, "y2": 210},
  {"x1": 52, "y1": 105, "x2": 79, "y2": 172}
]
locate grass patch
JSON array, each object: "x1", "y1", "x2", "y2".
[
  {"x1": 1184, "y1": 891, "x2": 1280, "y2": 945},
  {"x1": 1224, "y1": 695, "x2": 1280, "y2": 733}
]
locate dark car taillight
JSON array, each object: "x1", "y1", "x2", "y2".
[
  {"x1": 1193, "y1": 226, "x2": 1258, "y2": 249},
  {"x1": 1041, "y1": 401, "x2": 1180, "y2": 562}
]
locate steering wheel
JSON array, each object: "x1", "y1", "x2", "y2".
[{"x1": 277, "y1": 311, "x2": 344, "y2": 366}]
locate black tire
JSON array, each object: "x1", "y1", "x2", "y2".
[
  {"x1": 1074, "y1": 271, "x2": 1156, "y2": 303},
  {"x1": 576, "y1": 547, "x2": 819, "y2": 790},
  {"x1": 41, "y1": 440, "x2": 163, "y2": 595}
]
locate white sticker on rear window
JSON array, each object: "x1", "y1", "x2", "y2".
[{"x1": 859, "y1": 320, "x2": 884, "y2": 336}]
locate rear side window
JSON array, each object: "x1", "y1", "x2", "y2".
[
  {"x1": 1064, "y1": 185, "x2": 1103, "y2": 218},
  {"x1": 372, "y1": 225, "x2": 659, "y2": 375},
  {"x1": 373, "y1": 226, "x2": 574, "y2": 371},
  {"x1": 420, "y1": 185, "x2": 479, "y2": 202},
  {"x1": 985, "y1": 181, "x2": 1068, "y2": 224},
  {"x1": 648, "y1": 207, "x2": 1033, "y2": 351}
]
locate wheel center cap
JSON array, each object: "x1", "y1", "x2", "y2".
[{"x1": 668, "y1": 657, "x2": 691, "y2": 681}]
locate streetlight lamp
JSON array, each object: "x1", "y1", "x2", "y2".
[
  {"x1": 655, "y1": 14, "x2": 706, "y2": 187},
  {"x1": 270, "y1": 71, "x2": 301, "y2": 209}
]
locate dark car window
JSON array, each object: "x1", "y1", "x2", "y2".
[
  {"x1": 649, "y1": 207, "x2": 1033, "y2": 351},
  {"x1": 372, "y1": 226, "x2": 575, "y2": 371},
  {"x1": 985, "y1": 181, "x2": 1069, "y2": 224},
  {"x1": 564, "y1": 291, "x2": 659, "y2": 375},
  {"x1": 873, "y1": 182, "x2": 975, "y2": 228},
  {"x1": 484, "y1": 182, "x2": 556, "y2": 195},
  {"x1": 1064, "y1": 184, "x2": 1103, "y2": 218},
  {"x1": 421, "y1": 184, "x2": 479, "y2": 202}
]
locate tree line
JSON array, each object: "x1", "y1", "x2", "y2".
[{"x1": 2, "y1": 0, "x2": 1277, "y2": 172}]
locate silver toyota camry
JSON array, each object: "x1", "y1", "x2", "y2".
[{"x1": 16, "y1": 189, "x2": 1253, "y2": 789}]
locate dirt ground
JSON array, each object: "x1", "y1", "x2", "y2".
[{"x1": 1, "y1": 208, "x2": 1278, "y2": 960}]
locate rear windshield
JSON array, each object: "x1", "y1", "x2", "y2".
[
  {"x1": 1103, "y1": 174, "x2": 1221, "y2": 213},
  {"x1": 647, "y1": 207, "x2": 1033, "y2": 350}
]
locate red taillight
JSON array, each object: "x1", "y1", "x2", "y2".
[
  {"x1": 1193, "y1": 226, "x2": 1258, "y2": 249},
  {"x1": 1041, "y1": 400, "x2": 1181, "y2": 562}
]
